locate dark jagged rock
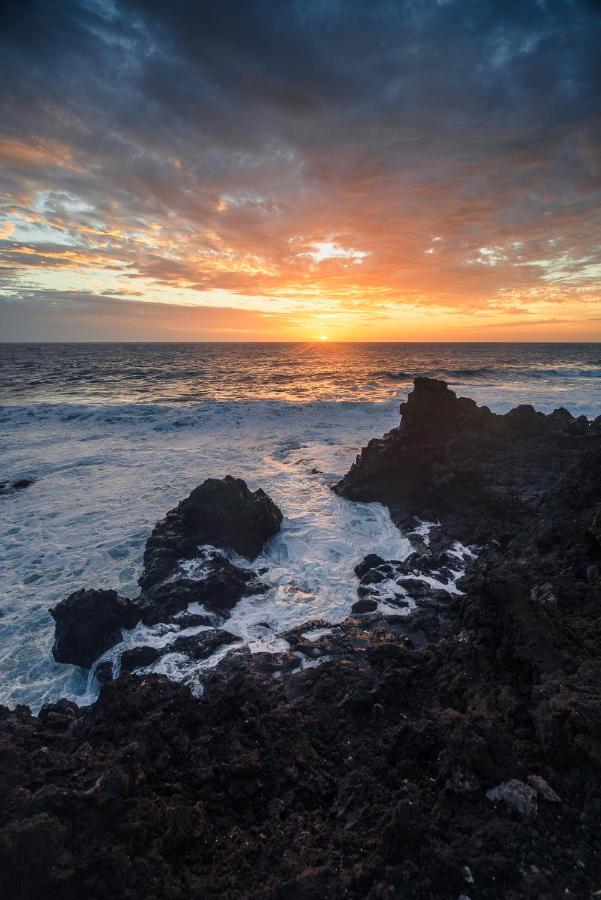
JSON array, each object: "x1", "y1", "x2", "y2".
[
  {"x1": 49, "y1": 479, "x2": 279, "y2": 674},
  {"x1": 5, "y1": 382, "x2": 601, "y2": 898},
  {"x1": 0, "y1": 477, "x2": 35, "y2": 496},
  {"x1": 354, "y1": 553, "x2": 386, "y2": 578},
  {"x1": 359, "y1": 567, "x2": 386, "y2": 586},
  {"x1": 335, "y1": 376, "x2": 598, "y2": 543},
  {"x1": 120, "y1": 645, "x2": 162, "y2": 674},
  {"x1": 50, "y1": 589, "x2": 139, "y2": 668},
  {"x1": 94, "y1": 660, "x2": 114, "y2": 683},
  {"x1": 135, "y1": 555, "x2": 261, "y2": 625},
  {"x1": 167, "y1": 628, "x2": 238, "y2": 660},
  {"x1": 351, "y1": 597, "x2": 378, "y2": 614},
  {"x1": 173, "y1": 612, "x2": 219, "y2": 629},
  {"x1": 139, "y1": 476, "x2": 282, "y2": 590},
  {"x1": 120, "y1": 631, "x2": 237, "y2": 674}
]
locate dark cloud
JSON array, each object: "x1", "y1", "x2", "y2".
[{"x1": 0, "y1": 0, "x2": 599, "y2": 337}]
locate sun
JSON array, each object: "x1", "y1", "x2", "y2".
[{"x1": 319, "y1": 334, "x2": 329, "y2": 341}]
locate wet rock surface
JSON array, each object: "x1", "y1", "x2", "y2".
[
  {"x1": 0, "y1": 477, "x2": 35, "y2": 496},
  {"x1": 119, "y1": 629, "x2": 238, "y2": 675},
  {"x1": 50, "y1": 589, "x2": 139, "y2": 668},
  {"x1": 336, "y1": 376, "x2": 601, "y2": 544},
  {"x1": 135, "y1": 553, "x2": 263, "y2": 625},
  {"x1": 3, "y1": 382, "x2": 601, "y2": 898},
  {"x1": 140, "y1": 474, "x2": 282, "y2": 589},
  {"x1": 47, "y1": 478, "x2": 278, "y2": 671}
]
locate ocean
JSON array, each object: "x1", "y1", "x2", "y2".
[{"x1": 1, "y1": 342, "x2": 600, "y2": 711}]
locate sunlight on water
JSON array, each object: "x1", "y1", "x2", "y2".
[
  {"x1": 0, "y1": 342, "x2": 599, "y2": 711},
  {"x1": 1, "y1": 341, "x2": 600, "y2": 408}
]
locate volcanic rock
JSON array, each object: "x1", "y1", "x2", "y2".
[
  {"x1": 135, "y1": 555, "x2": 260, "y2": 625},
  {"x1": 120, "y1": 632, "x2": 237, "y2": 673},
  {"x1": 351, "y1": 598, "x2": 378, "y2": 614},
  {"x1": 354, "y1": 553, "x2": 386, "y2": 578},
  {"x1": 166, "y1": 628, "x2": 238, "y2": 660},
  {"x1": 486, "y1": 779, "x2": 538, "y2": 816},
  {"x1": 174, "y1": 612, "x2": 218, "y2": 629},
  {"x1": 6, "y1": 381, "x2": 601, "y2": 899},
  {"x1": 335, "y1": 376, "x2": 595, "y2": 543},
  {"x1": 50, "y1": 589, "x2": 139, "y2": 668},
  {"x1": 120, "y1": 645, "x2": 162, "y2": 674},
  {"x1": 0, "y1": 477, "x2": 35, "y2": 496},
  {"x1": 139, "y1": 475, "x2": 282, "y2": 589},
  {"x1": 94, "y1": 661, "x2": 114, "y2": 683}
]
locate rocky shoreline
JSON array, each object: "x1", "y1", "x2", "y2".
[{"x1": 1, "y1": 378, "x2": 600, "y2": 898}]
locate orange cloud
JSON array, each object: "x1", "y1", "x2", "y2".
[{"x1": 0, "y1": 138, "x2": 81, "y2": 170}]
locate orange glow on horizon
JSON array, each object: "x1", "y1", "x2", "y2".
[{"x1": 1, "y1": 134, "x2": 599, "y2": 343}]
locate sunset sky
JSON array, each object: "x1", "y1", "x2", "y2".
[{"x1": 1, "y1": 0, "x2": 600, "y2": 341}]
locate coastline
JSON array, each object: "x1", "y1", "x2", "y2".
[{"x1": 1, "y1": 378, "x2": 601, "y2": 898}]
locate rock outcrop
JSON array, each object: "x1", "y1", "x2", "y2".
[
  {"x1": 335, "y1": 376, "x2": 600, "y2": 542},
  {"x1": 50, "y1": 589, "x2": 139, "y2": 668},
  {"x1": 5, "y1": 385, "x2": 601, "y2": 898},
  {"x1": 0, "y1": 477, "x2": 35, "y2": 496},
  {"x1": 140, "y1": 475, "x2": 282, "y2": 589},
  {"x1": 47, "y1": 477, "x2": 281, "y2": 673},
  {"x1": 135, "y1": 554, "x2": 263, "y2": 625}
]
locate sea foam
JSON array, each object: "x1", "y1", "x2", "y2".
[{"x1": 0, "y1": 398, "x2": 405, "y2": 710}]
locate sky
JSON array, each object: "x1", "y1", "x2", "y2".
[{"x1": 0, "y1": 0, "x2": 600, "y2": 342}]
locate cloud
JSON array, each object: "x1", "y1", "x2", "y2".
[
  {"x1": 0, "y1": 291, "x2": 301, "y2": 341},
  {"x1": 0, "y1": 0, "x2": 599, "y2": 337}
]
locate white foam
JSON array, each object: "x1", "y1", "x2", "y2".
[
  {"x1": 0, "y1": 398, "x2": 408, "y2": 711},
  {"x1": 301, "y1": 627, "x2": 334, "y2": 641}
]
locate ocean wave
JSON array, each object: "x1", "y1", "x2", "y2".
[
  {"x1": 380, "y1": 366, "x2": 601, "y2": 382},
  {"x1": 448, "y1": 367, "x2": 498, "y2": 378},
  {"x1": 381, "y1": 367, "x2": 499, "y2": 381},
  {"x1": 381, "y1": 371, "x2": 414, "y2": 381},
  {"x1": 0, "y1": 397, "x2": 399, "y2": 433}
]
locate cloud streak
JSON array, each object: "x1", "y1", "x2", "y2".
[{"x1": 0, "y1": 0, "x2": 599, "y2": 339}]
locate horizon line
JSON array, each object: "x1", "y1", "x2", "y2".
[{"x1": 1, "y1": 339, "x2": 600, "y2": 346}]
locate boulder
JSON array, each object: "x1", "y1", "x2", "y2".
[
  {"x1": 0, "y1": 477, "x2": 35, "y2": 496},
  {"x1": 486, "y1": 779, "x2": 538, "y2": 816},
  {"x1": 352, "y1": 598, "x2": 378, "y2": 614},
  {"x1": 139, "y1": 476, "x2": 283, "y2": 589},
  {"x1": 120, "y1": 645, "x2": 162, "y2": 674},
  {"x1": 354, "y1": 554, "x2": 386, "y2": 578},
  {"x1": 136, "y1": 554, "x2": 263, "y2": 625},
  {"x1": 173, "y1": 612, "x2": 218, "y2": 629},
  {"x1": 166, "y1": 629, "x2": 238, "y2": 660},
  {"x1": 359, "y1": 568, "x2": 386, "y2": 586},
  {"x1": 50, "y1": 589, "x2": 139, "y2": 668}
]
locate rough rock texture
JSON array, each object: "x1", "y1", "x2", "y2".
[
  {"x1": 49, "y1": 477, "x2": 280, "y2": 667},
  {"x1": 120, "y1": 630, "x2": 237, "y2": 675},
  {"x1": 139, "y1": 475, "x2": 283, "y2": 589},
  {"x1": 0, "y1": 477, "x2": 35, "y2": 496},
  {"x1": 50, "y1": 590, "x2": 139, "y2": 668},
  {"x1": 135, "y1": 555, "x2": 261, "y2": 625},
  {"x1": 336, "y1": 376, "x2": 600, "y2": 543},
  {"x1": 4, "y1": 382, "x2": 601, "y2": 898}
]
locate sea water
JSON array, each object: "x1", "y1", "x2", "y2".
[{"x1": 1, "y1": 342, "x2": 599, "y2": 710}]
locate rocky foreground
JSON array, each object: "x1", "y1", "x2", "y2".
[{"x1": 1, "y1": 379, "x2": 601, "y2": 899}]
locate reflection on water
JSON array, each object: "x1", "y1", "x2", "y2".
[
  {"x1": 1, "y1": 341, "x2": 600, "y2": 408},
  {"x1": 0, "y1": 341, "x2": 599, "y2": 710}
]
